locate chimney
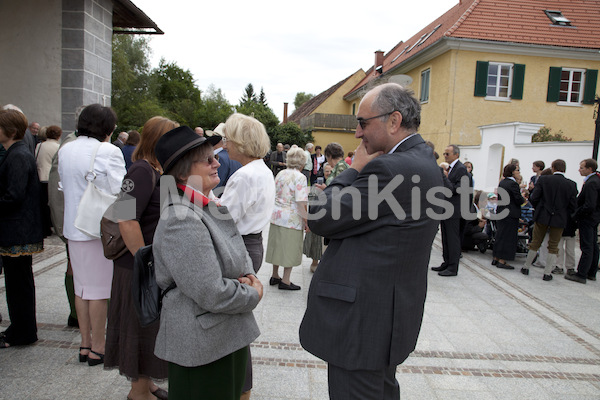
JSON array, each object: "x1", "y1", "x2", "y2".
[
  {"x1": 375, "y1": 50, "x2": 384, "y2": 75},
  {"x1": 283, "y1": 102, "x2": 288, "y2": 124}
]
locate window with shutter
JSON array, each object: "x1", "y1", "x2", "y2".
[{"x1": 420, "y1": 69, "x2": 430, "y2": 103}]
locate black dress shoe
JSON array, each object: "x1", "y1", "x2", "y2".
[
  {"x1": 278, "y1": 282, "x2": 301, "y2": 290},
  {"x1": 542, "y1": 274, "x2": 553, "y2": 281},
  {"x1": 87, "y1": 350, "x2": 104, "y2": 366},
  {"x1": 520, "y1": 268, "x2": 529, "y2": 275},
  {"x1": 565, "y1": 274, "x2": 586, "y2": 284},
  {"x1": 587, "y1": 276, "x2": 597, "y2": 281},
  {"x1": 269, "y1": 277, "x2": 282, "y2": 286},
  {"x1": 438, "y1": 270, "x2": 457, "y2": 277},
  {"x1": 496, "y1": 262, "x2": 514, "y2": 270},
  {"x1": 431, "y1": 265, "x2": 447, "y2": 272},
  {"x1": 491, "y1": 259, "x2": 498, "y2": 266},
  {"x1": 151, "y1": 388, "x2": 169, "y2": 400},
  {"x1": 79, "y1": 347, "x2": 91, "y2": 363}
]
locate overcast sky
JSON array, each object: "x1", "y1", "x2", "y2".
[{"x1": 134, "y1": 0, "x2": 458, "y2": 123}]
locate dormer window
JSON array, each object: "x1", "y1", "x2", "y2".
[{"x1": 544, "y1": 10, "x2": 572, "y2": 26}]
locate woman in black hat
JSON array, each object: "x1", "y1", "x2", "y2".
[{"x1": 152, "y1": 126, "x2": 264, "y2": 400}]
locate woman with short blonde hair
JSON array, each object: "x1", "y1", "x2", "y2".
[{"x1": 223, "y1": 113, "x2": 270, "y2": 159}]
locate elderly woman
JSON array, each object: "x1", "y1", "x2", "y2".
[
  {"x1": 0, "y1": 109, "x2": 44, "y2": 349},
  {"x1": 493, "y1": 163, "x2": 525, "y2": 269},
  {"x1": 323, "y1": 142, "x2": 348, "y2": 185},
  {"x1": 212, "y1": 113, "x2": 274, "y2": 399},
  {"x1": 36, "y1": 125, "x2": 62, "y2": 237},
  {"x1": 266, "y1": 145, "x2": 308, "y2": 290},
  {"x1": 153, "y1": 126, "x2": 263, "y2": 399},
  {"x1": 58, "y1": 104, "x2": 126, "y2": 365},
  {"x1": 104, "y1": 117, "x2": 178, "y2": 400}
]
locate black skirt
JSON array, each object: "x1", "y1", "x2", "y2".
[{"x1": 493, "y1": 216, "x2": 519, "y2": 261}]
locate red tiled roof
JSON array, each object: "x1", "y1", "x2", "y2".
[
  {"x1": 346, "y1": 0, "x2": 600, "y2": 97},
  {"x1": 288, "y1": 73, "x2": 358, "y2": 123}
]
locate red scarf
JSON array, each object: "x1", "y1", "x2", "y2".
[{"x1": 177, "y1": 183, "x2": 216, "y2": 207}]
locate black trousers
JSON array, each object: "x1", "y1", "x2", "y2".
[
  {"x1": 576, "y1": 220, "x2": 599, "y2": 278},
  {"x1": 2, "y1": 255, "x2": 38, "y2": 345},
  {"x1": 441, "y1": 218, "x2": 461, "y2": 273},
  {"x1": 328, "y1": 363, "x2": 400, "y2": 400}
]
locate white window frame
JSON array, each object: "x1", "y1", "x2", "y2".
[
  {"x1": 558, "y1": 68, "x2": 585, "y2": 106},
  {"x1": 420, "y1": 68, "x2": 430, "y2": 103},
  {"x1": 486, "y1": 62, "x2": 513, "y2": 101}
]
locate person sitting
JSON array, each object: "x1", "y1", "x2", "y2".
[{"x1": 153, "y1": 126, "x2": 263, "y2": 399}]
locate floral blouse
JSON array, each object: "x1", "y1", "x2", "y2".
[{"x1": 271, "y1": 169, "x2": 308, "y2": 231}]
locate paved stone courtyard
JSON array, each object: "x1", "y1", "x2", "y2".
[{"x1": 1, "y1": 229, "x2": 599, "y2": 399}]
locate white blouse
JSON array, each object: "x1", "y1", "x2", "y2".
[
  {"x1": 219, "y1": 159, "x2": 275, "y2": 236},
  {"x1": 58, "y1": 136, "x2": 126, "y2": 241}
]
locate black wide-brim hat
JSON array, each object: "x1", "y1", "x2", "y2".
[{"x1": 156, "y1": 126, "x2": 222, "y2": 173}]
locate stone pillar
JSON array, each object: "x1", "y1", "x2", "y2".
[{"x1": 61, "y1": 0, "x2": 113, "y2": 133}]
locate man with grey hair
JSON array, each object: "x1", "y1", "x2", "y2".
[
  {"x1": 269, "y1": 142, "x2": 286, "y2": 176},
  {"x1": 300, "y1": 83, "x2": 442, "y2": 399},
  {"x1": 302, "y1": 143, "x2": 314, "y2": 183},
  {"x1": 112, "y1": 131, "x2": 128, "y2": 149},
  {"x1": 432, "y1": 143, "x2": 472, "y2": 276}
]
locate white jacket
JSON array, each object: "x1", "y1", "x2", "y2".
[{"x1": 58, "y1": 136, "x2": 126, "y2": 241}]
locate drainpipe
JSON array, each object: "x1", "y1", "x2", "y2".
[{"x1": 283, "y1": 103, "x2": 288, "y2": 124}]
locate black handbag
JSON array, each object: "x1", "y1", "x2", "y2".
[{"x1": 132, "y1": 244, "x2": 176, "y2": 327}]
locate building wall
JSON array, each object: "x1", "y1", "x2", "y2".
[
  {"x1": 439, "y1": 50, "x2": 598, "y2": 147},
  {"x1": 313, "y1": 71, "x2": 366, "y2": 115},
  {"x1": 0, "y1": 0, "x2": 62, "y2": 126}
]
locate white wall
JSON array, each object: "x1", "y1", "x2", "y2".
[{"x1": 460, "y1": 122, "x2": 593, "y2": 193}]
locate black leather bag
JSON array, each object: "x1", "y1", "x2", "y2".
[{"x1": 132, "y1": 244, "x2": 176, "y2": 327}]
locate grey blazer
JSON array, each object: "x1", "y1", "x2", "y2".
[
  {"x1": 153, "y1": 198, "x2": 260, "y2": 367},
  {"x1": 299, "y1": 134, "x2": 443, "y2": 370}
]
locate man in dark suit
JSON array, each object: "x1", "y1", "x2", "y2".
[
  {"x1": 299, "y1": 83, "x2": 442, "y2": 399},
  {"x1": 431, "y1": 144, "x2": 472, "y2": 276},
  {"x1": 565, "y1": 158, "x2": 600, "y2": 284},
  {"x1": 520, "y1": 159, "x2": 577, "y2": 281},
  {"x1": 269, "y1": 142, "x2": 286, "y2": 176}
]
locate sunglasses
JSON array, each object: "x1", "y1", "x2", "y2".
[
  {"x1": 196, "y1": 154, "x2": 219, "y2": 165},
  {"x1": 356, "y1": 111, "x2": 396, "y2": 130}
]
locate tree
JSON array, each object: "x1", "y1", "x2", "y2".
[
  {"x1": 294, "y1": 92, "x2": 314, "y2": 109},
  {"x1": 532, "y1": 126, "x2": 572, "y2": 142},
  {"x1": 258, "y1": 87, "x2": 268, "y2": 107},
  {"x1": 111, "y1": 35, "x2": 165, "y2": 132},
  {"x1": 195, "y1": 85, "x2": 235, "y2": 130},
  {"x1": 269, "y1": 122, "x2": 313, "y2": 150},
  {"x1": 240, "y1": 83, "x2": 257, "y2": 105}
]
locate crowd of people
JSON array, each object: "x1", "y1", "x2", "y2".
[
  {"x1": 0, "y1": 81, "x2": 599, "y2": 400},
  {"x1": 431, "y1": 150, "x2": 599, "y2": 286}
]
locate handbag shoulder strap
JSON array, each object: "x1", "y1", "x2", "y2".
[{"x1": 86, "y1": 141, "x2": 104, "y2": 181}]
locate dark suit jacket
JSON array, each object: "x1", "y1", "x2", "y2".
[
  {"x1": 299, "y1": 134, "x2": 443, "y2": 370},
  {"x1": 269, "y1": 150, "x2": 286, "y2": 175},
  {"x1": 575, "y1": 172, "x2": 600, "y2": 224},
  {"x1": 497, "y1": 178, "x2": 524, "y2": 219},
  {"x1": 0, "y1": 141, "x2": 43, "y2": 246},
  {"x1": 443, "y1": 160, "x2": 472, "y2": 219},
  {"x1": 215, "y1": 149, "x2": 241, "y2": 188},
  {"x1": 529, "y1": 173, "x2": 577, "y2": 228}
]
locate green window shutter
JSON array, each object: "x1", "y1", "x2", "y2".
[
  {"x1": 511, "y1": 64, "x2": 525, "y2": 100},
  {"x1": 547, "y1": 67, "x2": 562, "y2": 102},
  {"x1": 583, "y1": 69, "x2": 598, "y2": 105},
  {"x1": 474, "y1": 61, "x2": 489, "y2": 97}
]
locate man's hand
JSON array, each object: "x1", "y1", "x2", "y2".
[
  {"x1": 351, "y1": 141, "x2": 383, "y2": 173},
  {"x1": 239, "y1": 274, "x2": 264, "y2": 300}
]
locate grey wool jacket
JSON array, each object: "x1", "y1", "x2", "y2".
[{"x1": 153, "y1": 198, "x2": 260, "y2": 367}]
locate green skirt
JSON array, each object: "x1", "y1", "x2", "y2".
[
  {"x1": 303, "y1": 231, "x2": 323, "y2": 260},
  {"x1": 167, "y1": 346, "x2": 248, "y2": 400},
  {"x1": 265, "y1": 224, "x2": 303, "y2": 268}
]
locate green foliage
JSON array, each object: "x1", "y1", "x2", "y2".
[
  {"x1": 196, "y1": 85, "x2": 235, "y2": 130},
  {"x1": 294, "y1": 92, "x2": 314, "y2": 109},
  {"x1": 236, "y1": 83, "x2": 280, "y2": 138},
  {"x1": 532, "y1": 126, "x2": 572, "y2": 142},
  {"x1": 240, "y1": 83, "x2": 257, "y2": 105},
  {"x1": 269, "y1": 122, "x2": 313, "y2": 150}
]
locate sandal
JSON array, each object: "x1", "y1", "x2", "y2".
[
  {"x1": 79, "y1": 346, "x2": 91, "y2": 362},
  {"x1": 0, "y1": 337, "x2": 11, "y2": 349},
  {"x1": 87, "y1": 349, "x2": 104, "y2": 366}
]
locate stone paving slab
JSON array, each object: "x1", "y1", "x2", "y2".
[{"x1": 1, "y1": 230, "x2": 599, "y2": 399}]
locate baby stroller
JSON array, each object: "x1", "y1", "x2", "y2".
[{"x1": 484, "y1": 213, "x2": 530, "y2": 255}]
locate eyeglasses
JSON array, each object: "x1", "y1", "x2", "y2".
[
  {"x1": 443, "y1": 152, "x2": 450, "y2": 156},
  {"x1": 356, "y1": 111, "x2": 396, "y2": 129},
  {"x1": 196, "y1": 154, "x2": 219, "y2": 165}
]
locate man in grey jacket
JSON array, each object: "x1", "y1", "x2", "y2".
[{"x1": 300, "y1": 83, "x2": 442, "y2": 399}]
